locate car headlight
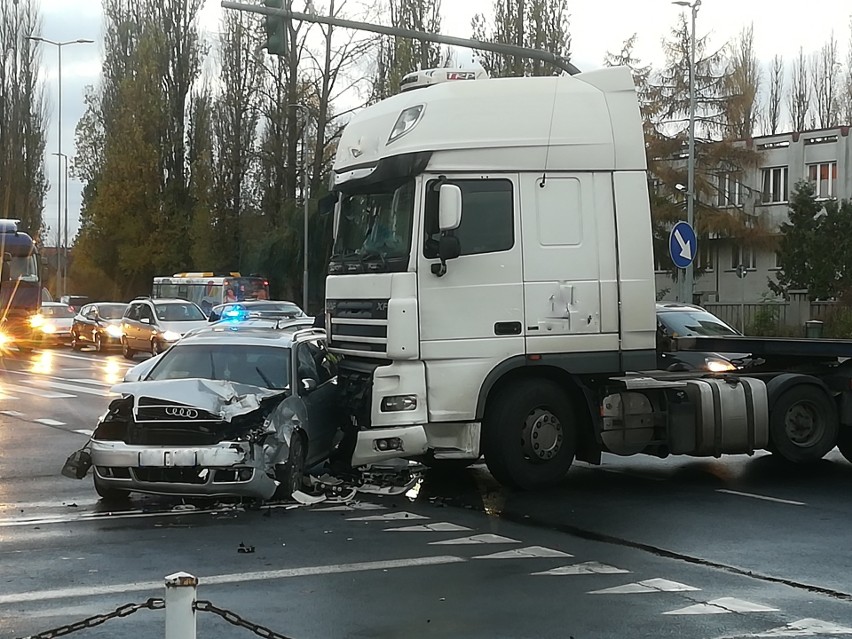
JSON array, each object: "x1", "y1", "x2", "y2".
[
  {"x1": 705, "y1": 358, "x2": 736, "y2": 372},
  {"x1": 105, "y1": 325, "x2": 123, "y2": 338},
  {"x1": 161, "y1": 331, "x2": 181, "y2": 342},
  {"x1": 0, "y1": 332, "x2": 9, "y2": 347},
  {"x1": 29, "y1": 314, "x2": 44, "y2": 328},
  {"x1": 41, "y1": 323, "x2": 56, "y2": 334},
  {"x1": 387, "y1": 105, "x2": 425, "y2": 144}
]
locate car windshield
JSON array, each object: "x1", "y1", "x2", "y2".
[
  {"x1": 97, "y1": 304, "x2": 127, "y2": 320},
  {"x1": 155, "y1": 303, "x2": 205, "y2": 322},
  {"x1": 42, "y1": 305, "x2": 75, "y2": 318},
  {"x1": 146, "y1": 343, "x2": 290, "y2": 390},
  {"x1": 332, "y1": 179, "x2": 415, "y2": 263},
  {"x1": 658, "y1": 310, "x2": 740, "y2": 337}
]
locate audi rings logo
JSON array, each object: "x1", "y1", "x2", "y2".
[{"x1": 165, "y1": 407, "x2": 199, "y2": 419}]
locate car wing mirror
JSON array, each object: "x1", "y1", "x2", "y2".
[
  {"x1": 301, "y1": 378, "x2": 318, "y2": 393},
  {"x1": 140, "y1": 317, "x2": 150, "y2": 325}
]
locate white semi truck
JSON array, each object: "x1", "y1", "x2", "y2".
[{"x1": 323, "y1": 65, "x2": 852, "y2": 489}]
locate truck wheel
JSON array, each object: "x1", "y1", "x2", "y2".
[
  {"x1": 482, "y1": 379, "x2": 577, "y2": 490},
  {"x1": 836, "y1": 428, "x2": 852, "y2": 464},
  {"x1": 769, "y1": 385, "x2": 838, "y2": 464},
  {"x1": 274, "y1": 432, "x2": 307, "y2": 500},
  {"x1": 121, "y1": 338, "x2": 135, "y2": 360},
  {"x1": 94, "y1": 475, "x2": 130, "y2": 502}
]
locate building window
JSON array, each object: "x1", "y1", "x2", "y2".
[
  {"x1": 731, "y1": 244, "x2": 756, "y2": 270},
  {"x1": 807, "y1": 161, "x2": 837, "y2": 199},
  {"x1": 716, "y1": 172, "x2": 743, "y2": 208},
  {"x1": 761, "y1": 167, "x2": 788, "y2": 204},
  {"x1": 696, "y1": 242, "x2": 714, "y2": 272}
]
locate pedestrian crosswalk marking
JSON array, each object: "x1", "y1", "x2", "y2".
[
  {"x1": 0, "y1": 410, "x2": 24, "y2": 417},
  {"x1": 0, "y1": 384, "x2": 73, "y2": 399},
  {"x1": 664, "y1": 597, "x2": 778, "y2": 615},
  {"x1": 23, "y1": 379, "x2": 113, "y2": 397},
  {"x1": 75, "y1": 430, "x2": 94, "y2": 436},
  {"x1": 385, "y1": 522, "x2": 471, "y2": 532},
  {"x1": 65, "y1": 378, "x2": 112, "y2": 388},
  {"x1": 429, "y1": 534, "x2": 520, "y2": 546},
  {"x1": 34, "y1": 418, "x2": 66, "y2": 427},
  {"x1": 348, "y1": 511, "x2": 428, "y2": 522},
  {"x1": 473, "y1": 546, "x2": 572, "y2": 560},
  {"x1": 589, "y1": 578, "x2": 699, "y2": 595},
  {"x1": 0, "y1": 392, "x2": 18, "y2": 400},
  {"x1": 532, "y1": 561, "x2": 629, "y2": 576}
]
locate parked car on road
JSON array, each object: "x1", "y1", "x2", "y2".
[
  {"x1": 71, "y1": 302, "x2": 128, "y2": 352},
  {"x1": 90, "y1": 323, "x2": 342, "y2": 502},
  {"x1": 207, "y1": 300, "x2": 308, "y2": 322},
  {"x1": 30, "y1": 302, "x2": 76, "y2": 346},
  {"x1": 121, "y1": 298, "x2": 208, "y2": 359},
  {"x1": 656, "y1": 303, "x2": 750, "y2": 372}
]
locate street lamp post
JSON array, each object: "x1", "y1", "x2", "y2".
[
  {"x1": 672, "y1": 0, "x2": 700, "y2": 304},
  {"x1": 52, "y1": 152, "x2": 68, "y2": 298},
  {"x1": 26, "y1": 36, "x2": 94, "y2": 299},
  {"x1": 289, "y1": 103, "x2": 310, "y2": 313}
]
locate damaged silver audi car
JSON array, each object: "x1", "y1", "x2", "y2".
[{"x1": 89, "y1": 323, "x2": 344, "y2": 501}]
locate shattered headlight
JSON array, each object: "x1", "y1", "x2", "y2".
[{"x1": 381, "y1": 395, "x2": 417, "y2": 412}]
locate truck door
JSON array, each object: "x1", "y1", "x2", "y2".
[
  {"x1": 520, "y1": 173, "x2": 620, "y2": 361},
  {"x1": 417, "y1": 174, "x2": 525, "y2": 422}
]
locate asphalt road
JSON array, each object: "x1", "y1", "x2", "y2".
[{"x1": 2, "y1": 346, "x2": 852, "y2": 639}]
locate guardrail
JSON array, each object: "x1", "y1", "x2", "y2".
[{"x1": 19, "y1": 572, "x2": 295, "y2": 639}]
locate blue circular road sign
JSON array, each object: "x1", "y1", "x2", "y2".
[{"x1": 669, "y1": 221, "x2": 697, "y2": 269}]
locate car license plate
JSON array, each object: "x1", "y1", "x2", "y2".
[{"x1": 138, "y1": 449, "x2": 198, "y2": 467}]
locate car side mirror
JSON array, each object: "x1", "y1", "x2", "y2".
[
  {"x1": 438, "y1": 184, "x2": 462, "y2": 232},
  {"x1": 301, "y1": 378, "x2": 318, "y2": 393},
  {"x1": 140, "y1": 317, "x2": 150, "y2": 325}
]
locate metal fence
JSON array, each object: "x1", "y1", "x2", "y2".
[{"x1": 703, "y1": 302, "x2": 790, "y2": 334}]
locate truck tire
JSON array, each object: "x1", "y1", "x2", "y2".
[
  {"x1": 836, "y1": 427, "x2": 852, "y2": 464},
  {"x1": 94, "y1": 474, "x2": 130, "y2": 502},
  {"x1": 482, "y1": 379, "x2": 576, "y2": 490},
  {"x1": 769, "y1": 384, "x2": 838, "y2": 464}
]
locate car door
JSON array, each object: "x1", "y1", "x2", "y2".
[
  {"x1": 74, "y1": 305, "x2": 90, "y2": 343},
  {"x1": 123, "y1": 303, "x2": 142, "y2": 347},
  {"x1": 294, "y1": 338, "x2": 340, "y2": 465},
  {"x1": 138, "y1": 304, "x2": 157, "y2": 347}
]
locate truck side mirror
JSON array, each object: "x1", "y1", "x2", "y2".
[{"x1": 438, "y1": 184, "x2": 462, "y2": 232}]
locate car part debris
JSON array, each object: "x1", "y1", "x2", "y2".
[
  {"x1": 292, "y1": 490, "x2": 327, "y2": 505},
  {"x1": 237, "y1": 542, "x2": 255, "y2": 554},
  {"x1": 61, "y1": 447, "x2": 92, "y2": 479}
]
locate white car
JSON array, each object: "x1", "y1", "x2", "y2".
[{"x1": 31, "y1": 302, "x2": 76, "y2": 346}]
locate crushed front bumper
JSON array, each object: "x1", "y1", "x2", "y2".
[{"x1": 91, "y1": 439, "x2": 278, "y2": 499}]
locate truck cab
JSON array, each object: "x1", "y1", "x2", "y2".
[{"x1": 0, "y1": 219, "x2": 42, "y2": 352}]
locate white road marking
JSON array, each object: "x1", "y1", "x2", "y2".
[
  {"x1": 665, "y1": 597, "x2": 779, "y2": 615},
  {"x1": 23, "y1": 378, "x2": 113, "y2": 397},
  {"x1": 0, "y1": 410, "x2": 24, "y2": 417},
  {"x1": 74, "y1": 429, "x2": 94, "y2": 436},
  {"x1": 41, "y1": 351, "x2": 134, "y2": 366},
  {"x1": 473, "y1": 546, "x2": 572, "y2": 560},
  {"x1": 589, "y1": 578, "x2": 700, "y2": 595},
  {"x1": 429, "y1": 534, "x2": 520, "y2": 545},
  {"x1": 0, "y1": 393, "x2": 19, "y2": 400},
  {"x1": 532, "y1": 561, "x2": 629, "y2": 576},
  {"x1": 741, "y1": 618, "x2": 852, "y2": 637},
  {"x1": 65, "y1": 378, "x2": 112, "y2": 387},
  {"x1": 0, "y1": 384, "x2": 73, "y2": 399},
  {"x1": 385, "y1": 522, "x2": 471, "y2": 532},
  {"x1": 33, "y1": 418, "x2": 66, "y2": 427},
  {"x1": 717, "y1": 489, "x2": 806, "y2": 506},
  {"x1": 348, "y1": 511, "x2": 428, "y2": 522},
  {"x1": 0, "y1": 555, "x2": 467, "y2": 606},
  {"x1": 314, "y1": 503, "x2": 386, "y2": 512}
]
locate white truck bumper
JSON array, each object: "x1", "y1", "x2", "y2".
[{"x1": 351, "y1": 426, "x2": 429, "y2": 467}]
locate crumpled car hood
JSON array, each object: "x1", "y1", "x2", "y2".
[{"x1": 112, "y1": 378, "x2": 287, "y2": 423}]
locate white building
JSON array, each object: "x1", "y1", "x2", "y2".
[{"x1": 655, "y1": 126, "x2": 851, "y2": 304}]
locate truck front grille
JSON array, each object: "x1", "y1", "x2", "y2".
[{"x1": 327, "y1": 298, "x2": 389, "y2": 357}]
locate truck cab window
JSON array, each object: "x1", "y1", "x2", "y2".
[{"x1": 424, "y1": 179, "x2": 514, "y2": 258}]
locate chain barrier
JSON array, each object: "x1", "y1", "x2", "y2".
[
  {"x1": 194, "y1": 600, "x2": 297, "y2": 639},
  {"x1": 18, "y1": 598, "x2": 165, "y2": 639}
]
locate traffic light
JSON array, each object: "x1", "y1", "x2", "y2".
[{"x1": 263, "y1": 0, "x2": 288, "y2": 56}]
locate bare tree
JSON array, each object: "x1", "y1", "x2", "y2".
[
  {"x1": 811, "y1": 33, "x2": 840, "y2": 129},
  {"x1": 843, "y1": 19, "x2": 852, "y2": 125},
  {"x1": 788, "y1": 47, "x2": 811, "y2": 131},
  {"x1": 762, "y1": 54, "x2": 784, "y2": 135}
]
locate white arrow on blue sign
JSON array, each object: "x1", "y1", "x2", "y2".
[{"x1": 669, "y1": 221, "x2": 697, "y2": 269}]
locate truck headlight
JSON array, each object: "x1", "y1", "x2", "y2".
[
  {"x1": 105, "y1": 325, "x2": 123, "y2": 338},
  {"x1": 705, "y1": 358, "x2": 736, "y2": 372},
  {"x1": 161, "y1": 331, "x2": 181, "y2": 342},
  {"x1": 380, "y1": 395, "x2": 418, "y2": 412},
  {"x1": 387, "y1": 105, "x2": 425, "y2": 144}
]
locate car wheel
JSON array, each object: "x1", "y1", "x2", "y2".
[
  {"x1": 94, "y1": 474, "x2": 130, "y2": 502},
  {"x1": 121, "y1": 337, "x2": 135, "y2": 360},
  {"x1": 95, "y1": 333, "x2": 104, "y2": 353},
  {"x1": 151, "y1": 339, "x2": 163, "y2": 356},
  {"x1": 274, "y1": 433, "x2": 306, "y2": 500},
  {"x1": 769, "y1": 384, "x2": 838, "y2": 464},
  {"x1": 71, "y1": 333, "x2": 82, "y2": 351},
  {"x1": 482, "y1": 379, "x2": 577, "y2": 490}
]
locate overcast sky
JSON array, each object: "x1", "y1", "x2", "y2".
[{"x1": 38, "y1": 0, "x2": 852, "y2": 246}]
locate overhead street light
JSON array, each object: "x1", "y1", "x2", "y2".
[
  {"x1": 51, "y1": 152, "x2": 68, "y2": 299},
  {"x1": 26, "y1": 36, "x2": 94, "y2": 299},
  {"x1": 671, "y1": 0, "x2": 700, "y2": 304},
  {"x1": 289, "y1": 103, "x2": 311, "y2": 313}
]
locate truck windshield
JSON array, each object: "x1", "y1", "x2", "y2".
[
  {"x1": 332, "y1": 179, "x2": 415, "y2": 267},
  {"x1": 9, "y1": 254, "x2": 38, "y2": 282}
]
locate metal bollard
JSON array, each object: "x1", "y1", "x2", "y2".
[{"x1": 165, "y1": 571, "x2": 198, "y2": 639}]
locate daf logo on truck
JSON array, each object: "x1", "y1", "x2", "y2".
[{"x1": 325, "y1": 63, "x2": 852, "y2": 490}]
